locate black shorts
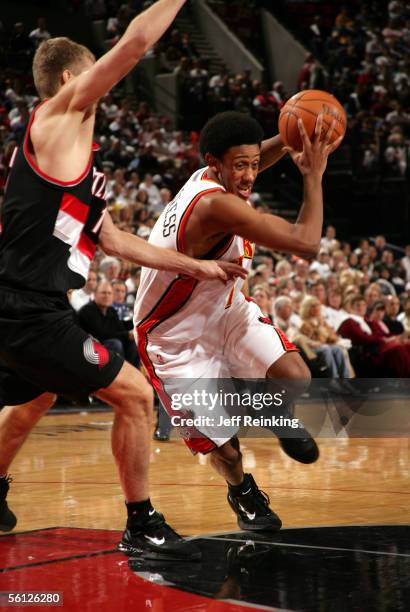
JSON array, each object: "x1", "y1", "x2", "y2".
[{"x1": 0, "y1": 287, "x2": 124, "y2": 406}]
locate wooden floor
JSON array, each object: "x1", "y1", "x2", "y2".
[{"x1": 3, "y1": 410, "x2": 409, "y2": 535}]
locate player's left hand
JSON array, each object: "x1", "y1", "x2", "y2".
[
  {"x1": 283, "y1": 115, "x2": 343, "y2": 178},
  {"x1": 194, "y1": 260, "x2": 248, "y2": 283}
]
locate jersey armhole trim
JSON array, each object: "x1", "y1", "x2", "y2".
[
  {"x1": 23, "y1": 101, "x2": 93, "y2": 187},
  {"x1": 176, "y1": 187, "x2": 224, "y2": 254}
]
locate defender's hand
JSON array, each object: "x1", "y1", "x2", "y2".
[{"x1": 193, "y1": 260, "x2": 248, "y2": 283}]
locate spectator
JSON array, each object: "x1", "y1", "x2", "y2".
[
  {"x1": 112, "y1": 280, "x2": 133, "y2": 322},
  {"x1": 300, "y1": 296, "x2": 352, "y2": 380},
  {"x1": 252, "y1": 285, "x2": 273, "y2": 322},
  {"x1": 70, "y1": 270, "x2": 97, "y2": 312},
  {"x1": 324, "y1": 288, "x2": 349, "y2": 332},
  {"x1": 139, "y1": 173, "x2": 162, "y2": 209},
  {"x1": 339, "y1": 296, "x2": 410, "y2": 376},
  {"x1": 383, "y1": 295, "x2": 404, "y2": 334},
  {"x1": 77, "y1": 281, "x2": 139, "y2": 368},
  {"x1": 397, "y1": 297, "x2": 410, "y2": 332},
  {"x1": 99, "y1": 256, "x2": 121, "y2": 282},
  {"x1": 29, "y1": 17, "x2": 51, "y2": 48},
  {"x1": 310, "y1": 249, "x2": 331, "y2": 278},
  {"x1": 320, "y1": 225, "x2": 338, "y2": 253}
]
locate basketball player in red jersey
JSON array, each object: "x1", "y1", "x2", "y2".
[
  {"x1": 0, "y1": 0, "x2": 246, "y2": 559},
  {"x1": 134, "y1": 111, "x2": 342, "y2": 532}
]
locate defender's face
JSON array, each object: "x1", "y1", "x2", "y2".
[{"x1": 218, "y1": 145, "x2": 261, "y2": 201}]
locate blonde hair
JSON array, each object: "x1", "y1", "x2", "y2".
[
  {"x1": 275, "y1": 259, "x2": 292, "y2": 277},
  {"x1": 300, "y1": 296, "x2": 320, "y2": 320},
  {"x1": 33, "y1": 37, "x2": 95, "y2": 99}
]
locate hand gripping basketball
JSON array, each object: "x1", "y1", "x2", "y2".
[
  {"x1": 282, "y1": 114, "x2": 344, "y2": 178},
  {"x1": 279, "y1": 89, "x2": 346, "y2": 152}
]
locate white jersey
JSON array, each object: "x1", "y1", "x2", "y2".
[{"x1": 134, "y1": 167, "x2": 255, "y2": 344}]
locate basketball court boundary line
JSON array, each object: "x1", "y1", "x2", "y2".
[
  {"x1": 0, "y1": 526, "x2": 122, "y2": 537},
  {"x1": 198, "y1": 536, "x2": 410, "y2": 558},
  {"x1": 0, "y1": 548, "x2": 118, "y2": 573},
  {"x1": 192, "y1": 522, "x2": 410, "y2": 537}
]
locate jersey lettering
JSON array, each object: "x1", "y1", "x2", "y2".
[
  {"x1": 92, "y1": 167, "x2": 107, "y2": 199},
  {"x1": 162, "y1": 198, "x2": 179, "y2": 237}
]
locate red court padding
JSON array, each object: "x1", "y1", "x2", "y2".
[{"x1": 0, "y1": 528, "x2": 267, "y2": 612}]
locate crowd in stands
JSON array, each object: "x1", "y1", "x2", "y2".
[
  {"x1": 278, "y1": 0, "x2": 410, "y2": 177},
  {"x1": 70, "y1": 225, "x2": 410, "y2": 380},
  {"x1": 1, "y1": 5, "x2": 410, "y2": 384}
]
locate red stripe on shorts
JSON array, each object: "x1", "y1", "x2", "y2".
[{"x1": 137, "y1": 276, "x2": 217, "y2": 455}]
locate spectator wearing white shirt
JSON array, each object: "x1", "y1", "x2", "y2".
[
  {"x1": 168, "y1": 131, "x2": 186, "y2": 157},
  {"x1": 70, "y1": 270, "x2": 97, "y2": 312},
  {"x1": 139, "y1": 173, "x2": 162, "y2": 209},
  {"x1": 29, "y1": 18, "x2": 51, "y2": 48},
  {"x1": 320, "y1": 225, "x2": 338, "y2": 253},
  {"x1": 324, "y1": 288, "x2": 350, "y2": 332},
  {"x1": 310, "y1": 249, "x2": 331, "y2": 279}
]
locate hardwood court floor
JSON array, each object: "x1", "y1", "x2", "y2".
[{"x1": 3, "y1": 410, "x2": 409, "y2": 535}]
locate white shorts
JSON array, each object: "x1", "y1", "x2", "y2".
[{"x1": 137, "y1": 298, "x2": 297, "y2": 454}]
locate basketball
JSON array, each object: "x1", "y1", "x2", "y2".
[{"x1": 278, "y1": 89, "x2": 346, "y2": 152}]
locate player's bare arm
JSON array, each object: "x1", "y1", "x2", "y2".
[
  {"x1": 47, "y1": 0, "x2": 188, "y2": 112},
  {"x1": 99, "y1": 212, "x2": 247, "y2": 283},
  {"x1": 259, "y1": 134, "x2": 286, "y2": 172},
  {"x1": 28, "y1": 0, "x2": 188, "y2": 182},
  {"x1": 195, "y1": 116, "x2": 343, "y2": 259}
]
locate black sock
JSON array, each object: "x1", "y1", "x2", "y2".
[
  {"x1": 227, "y1": 474, "x2": 251, "y2": 497},
  {"x1": 126, "y1": 498, "x2": 154, "y2": 524}
]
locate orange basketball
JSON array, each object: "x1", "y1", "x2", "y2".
[{"x1": 278, "y1": 89, "x2": 346, "y2": 152}]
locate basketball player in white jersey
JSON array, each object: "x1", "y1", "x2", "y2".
[{"x1": 134, "y1": 111, "x2": 342, "y2": 531}]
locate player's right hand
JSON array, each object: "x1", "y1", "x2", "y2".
[{"x1": 194, "y1": 260, "x2": 248, "y2": 283}]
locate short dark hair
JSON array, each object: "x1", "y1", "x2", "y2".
[{"x1": 199, "y1": 111, "x2": 264, "y2": 160}]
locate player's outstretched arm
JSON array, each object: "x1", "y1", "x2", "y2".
[
  {"x1": 57, "y1": 0, "x2": 188, "y2": 110},
  {"x1": 99, "y1": 213, "x2": 247, "y2": 283}
]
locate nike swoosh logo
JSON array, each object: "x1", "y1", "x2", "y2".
[
  {"x1": 144, "y1": 535, "x2": 165, "y2": 546},
  {"x1": 238, "y1": 503, "x2": 256, "y2": 520},
  {"x1": 241, "y1": 488, "x2": 252, "y2": 495},
  {"x1": 149, "y1": 509, "x2": 156, "y2": 516}
]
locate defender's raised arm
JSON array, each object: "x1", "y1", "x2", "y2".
[{"x1": 48, "y1": 0, "x2": 188, "y2": 110}]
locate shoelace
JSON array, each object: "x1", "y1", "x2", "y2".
[
  {"x1": 248, "y1": 485, "x2": 272, "y2": 515},
  {"x1": 145, "y1": 512, "x2": 182, "y2": 540}
]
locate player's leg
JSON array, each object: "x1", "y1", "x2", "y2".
[
  {"x1": 139, "y1": 333, "x2": 280, "y2": 533},
  {"x1": 210, "y1": 437, "x2": 282, "y2": 532},
  {"x1": 226, "y1": 300, "x2": 318, "y2": 463},
  {"x1": 95, "y1": 361, "x2": 200, "y2": 560},
  {"x1": 0, "y1": 392, "x2": 56, "y2": 531},
  {"x1": 266, "y1": 351, "x2": 319, "y2": 463},
  {"x1": 95, "y1": 362, "x2": 153, "y2": 502}
]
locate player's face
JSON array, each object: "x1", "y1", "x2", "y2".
[{"x1": 219, "y1": 145, "x2": 261, "y2": 201}]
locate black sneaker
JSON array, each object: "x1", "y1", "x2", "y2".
[
  {"x1": 278, "y1": 431, "x2": 319, "y2": 464},
  {"x1": 227, "y1": 474, "x2": 282, "y2": 532},
  {"x1": 118, "y1": 510, "x2": 201, "y2": 561},
  {"x1": 0, "y1": 476, "x2": 17, "y2": 532},
  {"x1": 273, "y1": 405, "x2": 319, "y2": 464},
  {"x1": 153, "y1": 428, "x2": 170, "y2": 442}
]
